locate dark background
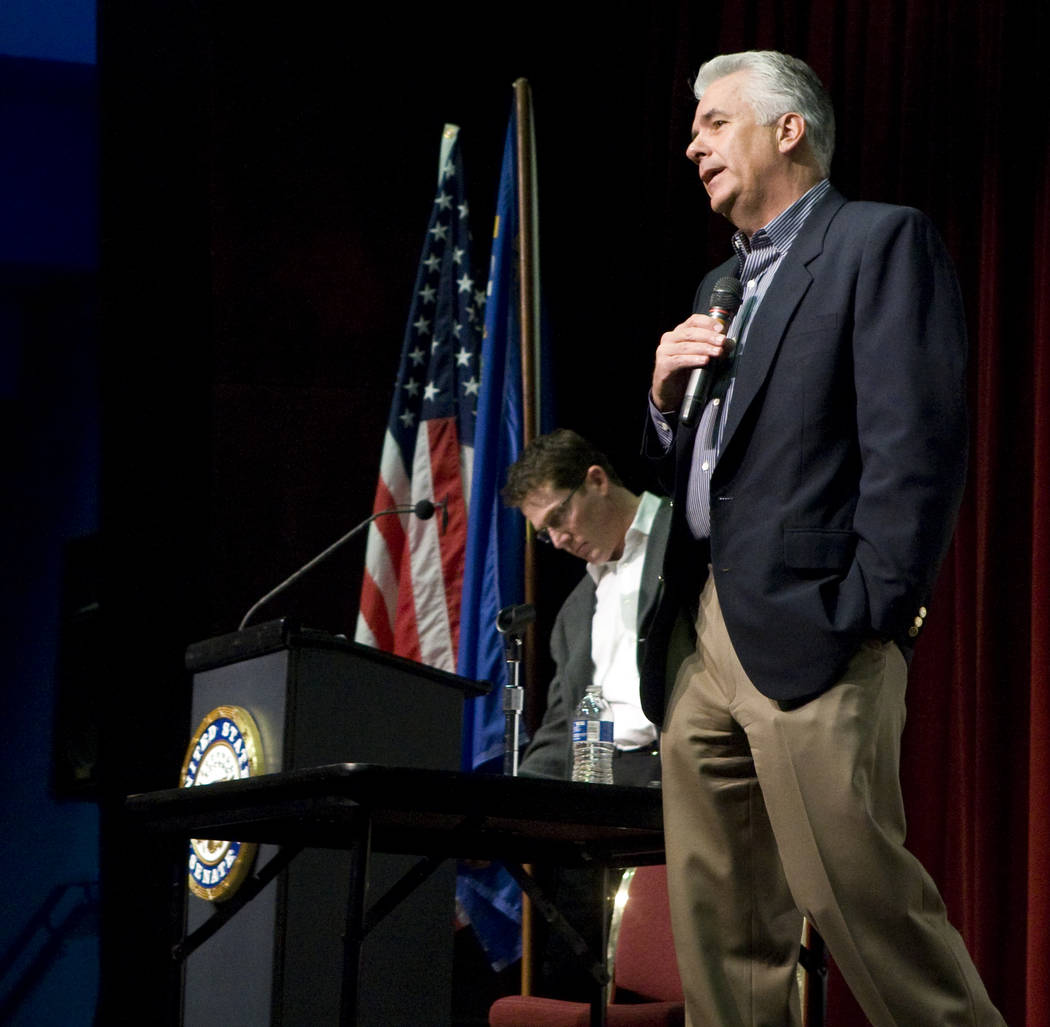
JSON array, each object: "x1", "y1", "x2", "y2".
[{"x1": 3, "y1": 1, "x2": 1047, "y2": 1024}]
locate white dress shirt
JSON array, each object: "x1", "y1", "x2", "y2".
[{"x1": 586, "y1": 491, "x2": 661, "y2": 749}]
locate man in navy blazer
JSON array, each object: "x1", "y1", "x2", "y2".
[{"x1": 643, "y1": 51, "x2": 1004, "y2": 1025}]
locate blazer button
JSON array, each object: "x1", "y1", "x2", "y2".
[{"x1": 908, "y1": 625, "x2": 920, "y2": 638}]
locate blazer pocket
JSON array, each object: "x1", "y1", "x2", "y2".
[
  {"x1": 787, "y1": 312, "x2": 843, "y2": 338},
  {"x1": 783, "y1": 528, "x2": 857, "y2": 570}
]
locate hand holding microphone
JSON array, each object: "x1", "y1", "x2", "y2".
[
  {"x1": 678, "y1": 277, "x2": 743, "y2": 427},
  {"x1": 651, "y1": 277, "x2": 743, "y2": 425}
]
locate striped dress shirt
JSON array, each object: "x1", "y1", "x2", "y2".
[{"x1": 652, "y1": 179, "x2": 832, "y2": 538}]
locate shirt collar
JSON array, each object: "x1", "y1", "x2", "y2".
[
  {"x1": 732, "y1": 178, "x2": 831, "y2": 265},
  {"x1": 586, "y1": 492, "x2": 661, "y2": 583}
]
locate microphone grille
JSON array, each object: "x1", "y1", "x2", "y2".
[
  {"x1": 412, "y1": 499, "x2": 436, "y2": 520},
  {"x1": 711, "y1": 276, "x2": 744, "y2": 314}
]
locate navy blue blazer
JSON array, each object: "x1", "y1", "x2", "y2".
[{"x1": 641, "y1": 186, "x2": 968, "y2": 713}]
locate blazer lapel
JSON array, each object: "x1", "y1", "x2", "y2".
[
  {"x1": 717, "y1": 188, "x2": 846, "y2": 457},
  {"x1": 638, "y1": 499, "x2": 672, "y2": 633}
]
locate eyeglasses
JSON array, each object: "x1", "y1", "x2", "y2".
[{"x1": 535, "y1": 481, "x2": 584, "y2": 544}]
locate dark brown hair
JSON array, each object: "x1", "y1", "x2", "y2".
[{"x1": 501, "y1": 429, "x2": 622, "y2": 506}]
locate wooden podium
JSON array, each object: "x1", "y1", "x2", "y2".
[{"x1": 179, "y1": 619, "x2": 487, "y2": 1026}]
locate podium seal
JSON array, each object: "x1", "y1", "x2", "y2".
[{"x1": 179, "y1": 705, "x2": 263, "y2": 902}]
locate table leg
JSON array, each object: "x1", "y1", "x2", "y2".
[{"x1": 338, "y1": 814, "x2": 372, "y2": 1026}]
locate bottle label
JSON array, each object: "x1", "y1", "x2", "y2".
[{"x1": 572, "y1": 719, "x2": 614, "y2": 744}]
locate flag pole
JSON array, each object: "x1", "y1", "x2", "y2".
[
  {"x1": 513, "y1": 78, "x2": 540, "y2": 713},
  {"x1": 514, "y1": 78, "x2": 538, "y2": 448},
  {"x1": 513, "y1": 75, "x2": 541, "y2": 997}
]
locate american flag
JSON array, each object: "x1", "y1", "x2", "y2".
[{"x1": 354, "y1": 125, "x2": 483, "y2": 667}]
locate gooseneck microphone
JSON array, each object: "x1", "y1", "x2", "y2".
[
  {"x1": 238, "y1": 498, "x2": 444, "y2": 630},
  {"x1": 679, "y1": 276, "x2": 744, "y2": 428}
]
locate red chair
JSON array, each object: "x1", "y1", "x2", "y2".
[{"x1": 489, "y1": 864, "x2": 684, "y2": 1027}]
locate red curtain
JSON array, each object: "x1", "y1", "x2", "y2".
[{"x1": 658, "y1": 2, "x2": 1049, "y2": 1023}]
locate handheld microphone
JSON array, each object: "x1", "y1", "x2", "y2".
[
  {"x1": 679, "y1": 276, "x2": 744, "y2": 428},
  {"x1": 238, "y1": 499, "x2": 440, "y2": 630}
]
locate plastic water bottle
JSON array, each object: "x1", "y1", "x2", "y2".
[{"x1": 571, "y1": 684, "x2": 614, "y2": 784}]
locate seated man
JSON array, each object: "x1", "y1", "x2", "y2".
[
  {"x1": 501, "y1": 428, "x2": 671, "y2": 998},
  {"x1": 502, "y1": 428, "x2": 670, "y2": 786}
]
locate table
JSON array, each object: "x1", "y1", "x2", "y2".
[{"x1": 126, "y1": 762, "x2": 665, "y2": 1026}]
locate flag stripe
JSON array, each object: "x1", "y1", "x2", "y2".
[
  {"x1": 404, "y1": 430, "x2": 452, "y2": 668},
  {"x1": 355, "y1": 464, "x2": 405, "y2": 645},
  {"x1": 427, "y1": 418, "x2": 468, "y2": 640}
]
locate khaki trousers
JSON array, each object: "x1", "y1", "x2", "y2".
[{"x1": 660, "y1": 574, "x2": 1005, "y2": 1026}]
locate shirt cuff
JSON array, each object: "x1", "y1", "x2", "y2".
[{"x1": 648, "y1": 392, "x2": 676, "y2": 450}]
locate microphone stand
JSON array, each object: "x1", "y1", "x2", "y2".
[
  {"x1": 496, "y1": 604, "x2": 535, "y2": 776},
  {"x1": 238, "y1": 500, "x2": 442, "y2": 631}
]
